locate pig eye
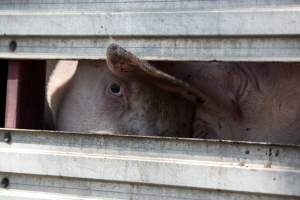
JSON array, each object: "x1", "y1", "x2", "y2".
[{"x1": 109, "y1": 83, "x2": 121, "y2": 95}]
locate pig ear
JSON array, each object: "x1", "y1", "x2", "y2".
[{"x1": 106, "y1": 44, "x2": 205, "y2": 103}]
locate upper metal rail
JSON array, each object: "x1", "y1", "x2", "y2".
[{"x1": 0, "y1": 0, "x2": 300, "y2": 61}]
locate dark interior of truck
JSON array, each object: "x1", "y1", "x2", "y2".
[{"x1": 0, "y1": 60, "x2": 8, "y2": 127}]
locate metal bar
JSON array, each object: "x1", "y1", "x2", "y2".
[
  {"x1": 0, "y1": 172, "x2": 297, "y2": 200},
  {"x1": 0, "y1": 0, "x2": 299, "y2": 12},
  {"x1": 0, "y1": 1, "x2": 299, "y2": 61},
  {"x1": 1, "y1": 37, "x2": 300, "y2": 61},
  {"x1": 0, "y1": 129, "x2": 299, "y2": 199},
  {"x1": 1, "y1": 10, "x2": 300, "y2": 36}
]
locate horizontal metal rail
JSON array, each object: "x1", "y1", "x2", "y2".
[
  {"x1": 0, "y1": 0, "x2": 299, "y2": 61},
  {"x1": 0, "y1": 128, "x2": 299, "y2": 199}
]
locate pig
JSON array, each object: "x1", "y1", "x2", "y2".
[
  {"x1": 46, "y1": 44, "x2": 199, "y2": 137},
  {"x1": 102, "y1": 45, "x2": 300, "y2": 144},
  {"x1": 47, "y1": 44, "x2": 300, "y2": 144}
]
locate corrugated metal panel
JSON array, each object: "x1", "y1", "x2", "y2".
[
  {"x1": 0, "y1": 129, "x2": 299, "y2": 199},
  {"x1": 0, "y1": 0, "x2": 299, "y2": 61}
]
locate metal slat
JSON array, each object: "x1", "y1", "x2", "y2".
[
  {"x1": 0, "y1": 0, "x2": 299, "y2": 61},
  {"x1": 0, "y1": 173, "x2": 298, "y2": 200},
  {"x1": 1, "y1": 37, "x2": 300, "y2": 61},
  {"x1": 0, "y1": 0, "x2": 299, "y2": 12},
  {"x1": 1, "y1": 10, "x2": 300, "y2": 36},
  {"x1": 0, "y1": 129, "x2": 299, "y2": 199}
]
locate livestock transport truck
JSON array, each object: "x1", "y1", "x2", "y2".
[{"x1": 0, "y1": 1, "x2": 300, "y2": 199}]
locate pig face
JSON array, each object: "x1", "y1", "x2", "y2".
[{"x1": 47, "y1": 44, "x2": 201, "y2": 137}]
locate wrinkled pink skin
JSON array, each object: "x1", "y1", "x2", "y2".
[{"x1": 155, "y1": 61, "x2": 300, "y2": 144}]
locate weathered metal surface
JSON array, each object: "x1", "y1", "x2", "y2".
[
  {"x1": 1, "y1": 0, "x2": 299, "y2": 12},
  {"x1": 0, "y1": 0, "x2": 299, "y2": 61},
  {"x1": 2, "y1": 9, "x2": 300, "y2": 36},
  {"x1": 0, "y1": 128, "x2": 299, "y2": 199},
  {"x1": 1, "y1": 37, "x2": 300, "y2": 61}
]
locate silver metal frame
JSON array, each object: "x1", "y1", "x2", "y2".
[
  {"x1": 0, "y1": 0, "x2": 300, "y2": 61},
  {"x1": 1, "y1": 1, "x2": 300, "y2": 199},
  {"x1": 0, "y1": 129, "x2": 299, "y2": 199}
]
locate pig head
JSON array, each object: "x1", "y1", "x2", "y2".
[
  {"x1": 152, "y1": 61, "x2": 300, "y2": 144},
  {"x1": 46, "y1": 44, "x2": 200, "y2": 137},
  {"x1": 47, "y1": 44, "x2": 300, "y2": 144}
]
